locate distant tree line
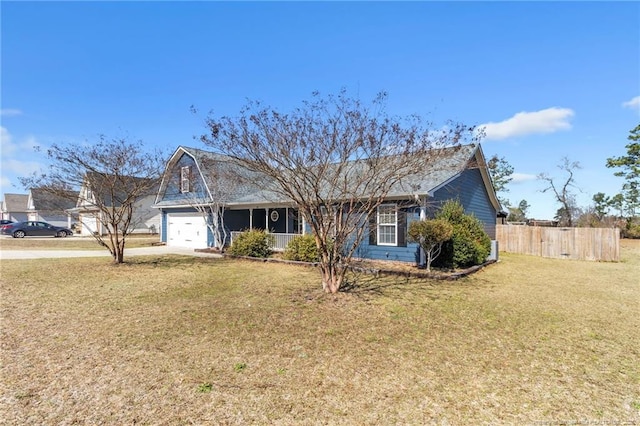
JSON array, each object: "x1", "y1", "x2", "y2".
[{"x1": 488, "y1": 123, "x2": 640, "y2": 238}]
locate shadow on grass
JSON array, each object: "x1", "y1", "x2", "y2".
[
  {"x1": 121, "y1": 255, "x2": 221, "y2": 268},
  {"x1": 118, "y1": 255, "x2": 478, "y2": 303},
  {"x1": 339, "y1": 270, "x2": 475, "y2": 302}
]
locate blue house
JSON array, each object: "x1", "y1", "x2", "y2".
[{"x1": 153, "y1": 144, "x2": 501, "y2": 263}]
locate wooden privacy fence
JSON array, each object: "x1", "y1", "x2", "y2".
[{"x1": 496, "y1": 225, "x2": 620, "y2": 261}]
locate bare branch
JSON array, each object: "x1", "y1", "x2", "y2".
[
  {"x1": 19, "y1": 136, "x2": 166, "y2": 263},
  {"x1": 200, "y1": 90, "x2": 478, "y2": 292}
]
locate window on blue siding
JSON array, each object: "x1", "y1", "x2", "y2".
[
  {"x1": 180, "y1": 166, "x2": 191, "y2": 193},
  {"x1": 377, "y1": 204, "x2": 397, "y2": 246}
]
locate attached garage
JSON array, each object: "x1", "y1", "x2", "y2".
[
  {"x1": 167, "y1": 213, "x2": 209, "y2": 248},
  {"x1": 80, "y1": 213, "x2": 101, "y2": 236}
]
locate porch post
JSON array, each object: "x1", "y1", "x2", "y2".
[
  {"x1": 419, "y1": 197, "x2": 427, "y2": 266},
  {"x1": 285, "y1": 207, "x2": 289, "y2": 234},
  {"x1": 301, "y1": 215, "x2": 306, "y2": 235},
  {"x1": 265, "y1": 208, "x2": 270, "y2": 233},
  {"x1": 212, "y1": 210, "x2": 218, "y2": 248},
  {"x1": 249, "y1": 208, "x2": 253, "y2": 230}
]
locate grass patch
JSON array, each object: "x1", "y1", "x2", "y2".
[
  {"x1": 0, "y1": 234, "x2": 161, "y2": 250},
  {"x1": 1, "y1": 240, "x2": 639, "y2": 424}
]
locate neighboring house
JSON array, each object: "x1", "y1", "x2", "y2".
[
  {"x1": 1, "y1": 193, "x2": 29, "y2": 222},
  {"x1": 154, "y1": 144, "x2": 502, "y2": 264},
  {"x1": 69, "y1": 173, "x2": 161, "y2": 236},
  {"x1": 26, "y1": 188, "x2": 78, "y2": 228}
]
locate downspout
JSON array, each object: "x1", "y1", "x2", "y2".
[{"x1": 419, "y1": 195, "x2": 427, "y2": 266}]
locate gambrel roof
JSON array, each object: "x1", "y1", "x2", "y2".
[{"x1": 155, "y1": 143, "x2": 501, "y2": 212}]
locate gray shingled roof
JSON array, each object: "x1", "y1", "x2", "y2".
[
  {"x1": 29, "y1": 188, "x2": 77, "y2": 212},
  {"x1": 83, "y1": 172, "x2": 159, "y2": 207},
  {"x1": 387, "y1": 144, "x2": 477, "y2": 197},
  {"x1": 182, "y1": 147, "x2": 280, "y2": 204},
  {"x1": 2, "y1": 193, "x2": 29, "y2": 212},
  {"x1": 161, "y1": 144, "x2": 479, "y2": 206}
]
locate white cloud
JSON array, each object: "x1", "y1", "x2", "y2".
[
  {"x1": 1, "y1": 127, "x2": 43, "y2": 158},
  {"x1": 479, "y1": 107, "x2": 575, "y2": 141},
  {"x1": 511, "y1": 173, "x2": 537, "y2": 183},
  {"x1": 0, "y1": 127, "x2": 47, "y2": 194},
  {"x1": 0, "y1": 175, "x2": 11, "y2": 188},
  {"x1": 0, "y1": 108, "x2": 23, "y2": 117},
  {"x1": 1, "y1": 126, "x2": 16, "y2": 157},
  {"x1": 622, "y1": 96, "x2": 640, "y2": 110}
]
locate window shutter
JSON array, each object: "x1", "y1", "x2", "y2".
[
  {"x1": 369, "y1": 212, "x2": 377, "y2": 245},
  {"x1": 397, "y1": 209, "x2": 407, "y2": 247}
]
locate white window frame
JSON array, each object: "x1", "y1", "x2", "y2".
[
  {"x1": 377, "y1": 204, "x2": 397, "y2": 246},
  {"x1": 180, "y1": 166, "x2": 191, "y2": 193}
]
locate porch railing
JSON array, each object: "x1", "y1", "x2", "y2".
[{"x1": 230, "y1": 231, "x2": 300, "y2": 252}]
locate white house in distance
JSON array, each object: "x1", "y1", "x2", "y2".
[
  {"x1": 69, "y1": 173, "x2": 161, "y2": 236},
  {"x1": 26, "y1": 187, "x2": 78, "y2": 228},
  {"x1": 1, "y1": 193, "x2": 29, "y2": 222}
]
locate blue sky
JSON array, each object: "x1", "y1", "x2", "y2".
[{"x1": 1, "y1": 1, "x2": 639, "y2": 220}]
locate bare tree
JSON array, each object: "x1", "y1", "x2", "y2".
[
  {"x1": 20, "y1": 136, "x2": 166, "y2": 263},
  {"x1": 538, "y1": 157, "x2": 581, "y2": 227},
  {"x1": 199, "y1": 90, "x2": 477, "y2": 293},
  {"x1": 177, "y1": 155, "x2": 240, "y2": 250}
]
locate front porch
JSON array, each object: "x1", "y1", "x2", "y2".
[
  {"x1": 225, "y1": 206, "x2": 303, "y2": 251},
  {"x1": 230, "y1": 231, "x2": 300, "y2": 252}
]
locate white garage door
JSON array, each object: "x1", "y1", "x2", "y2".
[
  {"x1": 81, "y1": 213, "x2": 100, "y2": 236},
  {"x1": 167, "y1": 213, "x2": 208, "y2": 248}
]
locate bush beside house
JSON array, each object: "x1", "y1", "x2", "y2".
[
  {"x1": 284, "y1": 234, "x2": 320, "y2": 262},
  {"x1": 228, "y1": 229, "x2": 274, "y2": 258},
  {"x1": 434, "y1": 200, "x2": 492, "y2": 269}
]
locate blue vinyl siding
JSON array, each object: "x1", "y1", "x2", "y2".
[
  {"x1": 159, "y1": 154, "x2": 209, "y2": 203},
  {"x1": 430, "y1": 168, "x2": 497, "y2": 239},
  {"x1": 357, "y1": 242, "x2": 421, "y2": 263},
  {"x1": 354, "y1": 208, "x2": 421, "y2": 263},
  {"x1": 355, "y1": 168, "x2": 497, "y2": 263}
]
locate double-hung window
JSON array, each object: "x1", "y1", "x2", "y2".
[
  {"x1": 377, "y1": 204, "x2": 397, "y2": 246},
  {"x1": 180, "y1": 166, "x2": 191, "y2": 193}
]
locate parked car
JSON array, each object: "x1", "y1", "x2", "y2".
[
  {"x1": 0, "y1": 221, "x2": 73, "y2": 238},
  {"x1": 0, "y1": 219, "x2": 14, "y2": 225}
]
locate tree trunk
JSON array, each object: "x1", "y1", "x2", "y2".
[
  {"x1": 113, "y1": 248, "x2": 125, "y2": 264},
  {"x1": 110, "y1": 235, "x2": 126, "y2": 264},
  {"x1": 320, "y1": 263, "x2": 344, "y2": 294}
]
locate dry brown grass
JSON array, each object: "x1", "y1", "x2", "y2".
[
  {"x1": 1, "y1": 240, "x2": 639, "y2": 424},
  {"x1": 0, "y1": 234, "x2": 161, "y2": 250}
]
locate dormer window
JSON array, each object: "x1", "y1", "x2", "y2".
[{"x1": 180, "y1": 166, "x2": 191, "y2": 193}]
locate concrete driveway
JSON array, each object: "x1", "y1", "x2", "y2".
[{"x1": 0, "y1": 245, "x2": 222, "y2": 260}]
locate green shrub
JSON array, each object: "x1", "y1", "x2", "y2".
[
  {"x1": 407, "y1": 219, "x2": 453, "y2": 271},
  {"x1": 228, "y1": 229, "x2": 274, "y2": 258},
  {"x1": 434, "y1": 200, "x2": 492, "y2": 269},
  {"x1": 283, "y1": 234, "x2": 319, "y2": 262},
  {"x1": 623, "y1": 218, "x2": 640, "y2": 239}
]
